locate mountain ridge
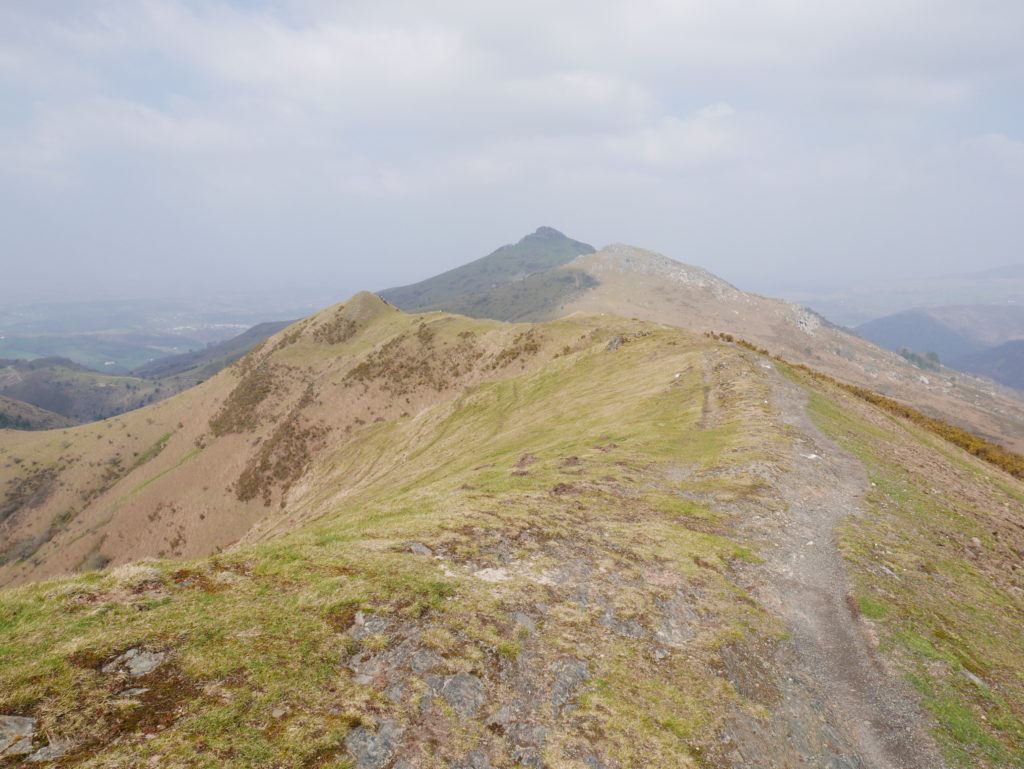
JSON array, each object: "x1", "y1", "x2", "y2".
[{"x1": 0, "y1": 291, "x2": 1021, "y2": 765}]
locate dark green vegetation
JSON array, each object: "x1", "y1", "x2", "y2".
[
  {"x1": 424, "y1": 268, "x2": 599, "y2": 321},
  {"x1": 379, "y1": 226, "x2": 595, "y2": 312}
]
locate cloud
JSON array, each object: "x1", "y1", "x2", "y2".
[{"x1": 0, "y1": 0, "x2": 1023, "y2": 300}]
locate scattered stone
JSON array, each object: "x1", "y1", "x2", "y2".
[
  {"x1": 27, "y1": 739, "x2": 72, "y2": 763},
  {"x1": 1, "y1": 716, "x2": 37, "y2": 757},
  {"x1": 270, "y1": 706, "x2": 288, "y2": 719},
  {"x1": 344, "y1": 718, "x2": 404, "y2": 769},
  {"x1": 101, "y1": 648, "x2": 166, "y2": 678},
  {"x1": 605, "y1": 336, "x2": 622, "y2": 352},
  {"x1": 119, "y1": 688, "x2": 149, "y2": 698},
  {"x1": 406, "y1": 542, "x2": 432, "y2": 557},
  {"x1": 969, "y1": 537, "x2": 983, "y2": 550}
]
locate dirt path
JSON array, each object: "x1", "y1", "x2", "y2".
[{"x1": 717, "y1": 363, "x2": 945, "y2": 768}]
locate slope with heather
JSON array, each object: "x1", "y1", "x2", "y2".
[{"x1": 0, "y1": 293, "x2": 1022, "y2": 767}]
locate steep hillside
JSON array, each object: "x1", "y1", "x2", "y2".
[
  {"x1": 379, "y1": 227, "x2": 595, "y2": 311},
  {"x1": 424, "y1": 243, "x2": 1024, "y2": 453},
  {"x1": 0, "y1": 293, "x2": 1022, "y2": 767},
  {"x1": 857, "y1": 305, "x2": 1024, "y2": 361},
  {"x1": 0, "y1": 396, "x2": 76, "y2": 431},
  {"x1": 953, "y1": 340, "x2": 1024, "y2": 392}
]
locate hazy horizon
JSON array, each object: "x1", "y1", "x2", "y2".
[{"x1": 3, "y1": 2, "x2": 1023, "y2": 305}]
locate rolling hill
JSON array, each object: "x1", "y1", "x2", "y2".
[
  {"x1": 0, "y1": 290, "x2": 1022, "y2": 767},
  {"x1": 0, "y1": 358, "x2": 157, "y2": 423},
  {"x1": 0, "y1": 322, "x2": 296, "y2": 428},
  {"x1": 0, "y1": 395, "x2": 76, "y2": 431}
]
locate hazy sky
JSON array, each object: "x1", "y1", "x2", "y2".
[{"x1": 2, "y1": 1, "x2": 1023, "y2": 303}]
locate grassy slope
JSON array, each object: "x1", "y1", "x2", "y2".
[
  {"x1": 379, "y1": 227, "x2": 595, "y2": 312},
  {"x1": 785, "y1": 364, "x2": 1024, "y2": 766},
  {"x1": 1, "y1": 303, "x2": 1022, "y2": 767},
  {"x1": 0, "y1": 326, "x2": 787, "y2": 768}
]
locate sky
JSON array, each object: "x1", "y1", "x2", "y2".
[{"x1": 1, "y1": 0, "x2": 1023, "y2": 304}]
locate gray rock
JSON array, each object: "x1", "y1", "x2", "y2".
[
  {"x1": 384, "y1": 681, "x2": 407, "y2": 704},
  {"x1": 119, "y1": 687, "x2": 149, "y2": 698},
  {"x1": 605, "y1": 336, "x2": 622, "y2": 352},
  {"x1": 513, "y1": 745, "x2": 543, "y2": 768},
  {"x1": 27, "y1": 739, "x2": 72, "y2": 762},
  {"x1": 550, "y1": 658, "x2": 589, "y2": 710},
  {"x1": 1, "y1": 716, "x2": 36, "y2": 757},
  {"x1": 440, "y1": 673, "x2": 486, "y2": 718},
  {"x1": 408, "y1": 649, "x2": 442, "y2": 673},
  {"x1": 350, "y1": 612, "x2": 391, "y2": 642},
  {"x1": 406, "y1": 542, "x2": 433, "y2": 557},
  {"x1": 101, "y1": 648, "x2": 166, "y2": 678},
  {"x1": 511, "y1": 612, "x2": 536, "y2": 634},
  {"x1": 485, "y1": 705, "x2": 512, "y2": 729},
  {"x1": 344, "y1": 718, "x2": 404, "y2": 769},
  {"x1": 509, "y1": 722, "x2": 548, "y2": 748},
  {"x1": 452, "y1": 751, "x2": 494, "y2": 769}
]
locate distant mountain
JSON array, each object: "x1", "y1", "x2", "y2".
[
  {"x1": 0, "y1": 394, "x2": 76, "y2": 430},
  {"x1": 856, "y1": 305, "x2": 1024, "y2": 359},
  {"x1": 380, "y1": 226, "x2": 595, "y2": 311},
  {"x1": 952, "y1": 340, "x2": 1024, "y2": 392},
  {"x1": 782, "y1": 263, "x2": 1024, "y2": 327},
  {"x1": 131, "y1": 320, "x2": 294, "y2": 381}
]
